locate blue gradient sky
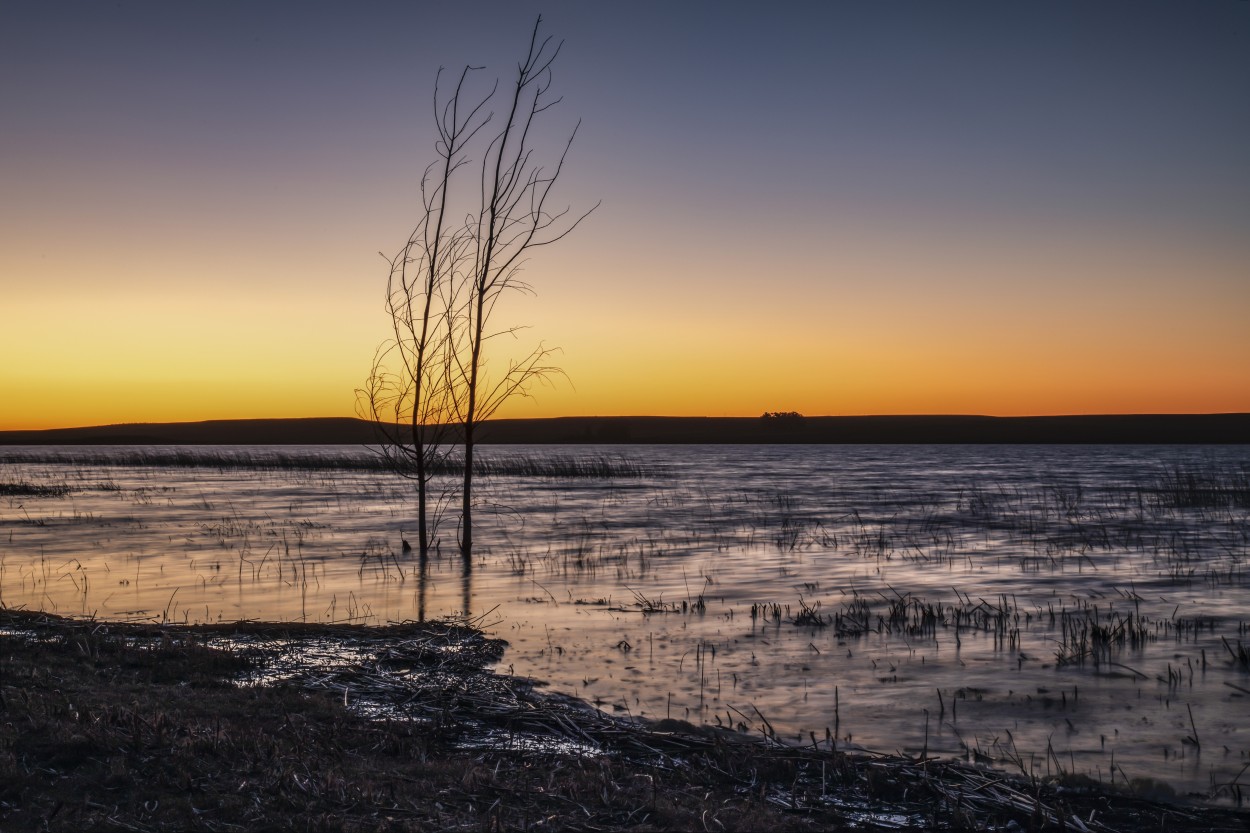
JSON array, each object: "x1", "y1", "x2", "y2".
[{"x1": 2, "y1": 1, "x2": 1247, "y2": 428}]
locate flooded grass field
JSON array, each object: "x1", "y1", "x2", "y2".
[{"x1": 2, "y1": 443, "x2": 1248, "y2": 804}]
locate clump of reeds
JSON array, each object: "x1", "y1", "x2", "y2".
[
  {"x1": 1145, "y1": 464, "x2": 1250, "y2": 509},
  {"x1": 834, "y1": 595, "x2": 873, "y2": 637},
  {"x1": 473, "y1": 454, "x2": 654, "y2": 478},
  {"x1": 1223, "y1": 637, "x2": 1250, "y2": 671},
  {"x1": 0, "y1": 480, "x2": 72, "y2": 497},
  {"x1": 793, "y1": 598, "x2": 827, "y2": 627},
  {"x1": 750, "y1": 601, "x2": 787, "y2": 625},
  {"x1": 881, "y1": 593, "x2": 942, "y2": 637},
  {"x1": 1054, "y1": 606, "x2": 1153, "y2": 668}
]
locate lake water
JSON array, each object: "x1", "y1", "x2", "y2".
[{"x1": 2, "y1": 443, "x2": 1248, "y2": 801}]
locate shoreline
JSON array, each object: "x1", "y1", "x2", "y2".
[
  {"x1": 3, "y1": 608, "x2": 1247, "y2": 832},
  {"x1": 2, "y1": 413, "x2": 1247, "y2": 445}
]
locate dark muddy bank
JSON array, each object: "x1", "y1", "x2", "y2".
[{"x1": 1, "y1": 609, "x2": 1246, "y2": 832}]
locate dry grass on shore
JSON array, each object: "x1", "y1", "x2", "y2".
[{"x1": 1, "y1": 608, "x2": 1246, "y2": 832}]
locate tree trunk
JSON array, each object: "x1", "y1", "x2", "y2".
[{"x1": 461, "y1": 420, "x2": 474, "y2": 560}]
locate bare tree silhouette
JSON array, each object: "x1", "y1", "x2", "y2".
[
  {"x1": 356, "y1": 66, "x2": 486, "y2": 559},
  {"x1": 360, "y1": 17, "x2": 594, "y2": 563},
  {"x1": 451, "y1": 17, "x2": 596, "y2": 560}
]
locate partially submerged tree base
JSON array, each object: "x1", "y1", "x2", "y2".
[{"x1": 3, "y1": 608, "x2": 1246, "y2": 832}]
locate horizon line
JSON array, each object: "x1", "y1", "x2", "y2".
[{"x1": 4, "y1": 411, "x2": 1250, "y2": 434}]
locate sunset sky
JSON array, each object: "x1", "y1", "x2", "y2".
[{"x1": 2, "y1": 1, "x2": 1247, "y2": 430}]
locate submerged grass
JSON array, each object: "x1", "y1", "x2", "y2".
[
  {"x1": 1147, "y1": 464, "x2": 1250, "y2": 509},
  {"x1": 0, "y1": 448, "x2": 653, "y2": 478},
  {"x1": 4, "y1": 447, "x2": 1249, "y2": 812}
]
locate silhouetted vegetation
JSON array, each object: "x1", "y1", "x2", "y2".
[
  {"x1": 0, "y1": 480, "x2": 71, "y2": 497},
  {"x1": 0, "y1": 448, "x2": 650, "y2": 478},
  {"x1": 360, "y1": 17, "x2": 594, "y2": 560},
  {"x1": 1147, "y1": 463, "x2": 1250, "y2": 509}
]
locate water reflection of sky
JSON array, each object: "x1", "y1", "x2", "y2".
[{"x1": 2, "y1": 443, "x2": 1248, "y2": 800}]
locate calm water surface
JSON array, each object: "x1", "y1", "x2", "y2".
[{"x1": 3, "y1": 444, "x2": 1248, "y2": 800}]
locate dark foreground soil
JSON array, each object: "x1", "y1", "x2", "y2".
[{"x1": 2, "y1": 609, "x2": 1247, "y2": 832}]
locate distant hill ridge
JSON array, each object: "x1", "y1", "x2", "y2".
[{"x1": 0, "y1": 414, "x2": 1246, "y2": 444}]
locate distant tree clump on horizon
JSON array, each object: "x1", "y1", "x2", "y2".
[{"x1": 761, "y1": 411, "x2": 805, "y2": 422}]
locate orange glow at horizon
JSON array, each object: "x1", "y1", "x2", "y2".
[
  {"x1": 3, "y1": 4, "x2": 1248, "y2": 432},
  {"x1": 3, "y1": 262, "x2": 1247, "y2": 432},
  {"x1": 3, "y1": 217, "x2": 1249, "y2": 431}
]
